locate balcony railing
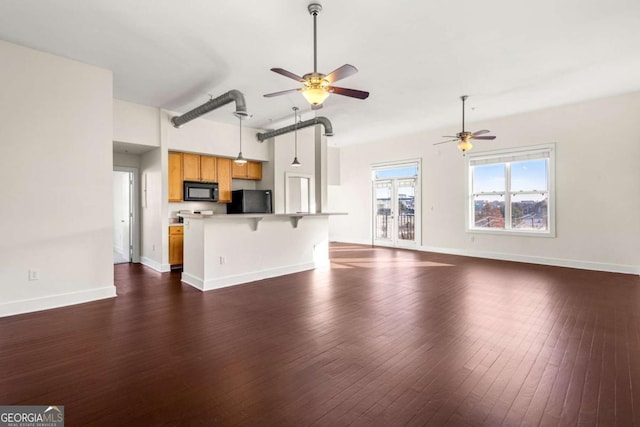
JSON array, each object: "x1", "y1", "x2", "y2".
[{"x1": 376, "y1": 213, "x2": 415, "y2": 240}]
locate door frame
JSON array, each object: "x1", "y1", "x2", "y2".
[
  {"x1": 114, "y1": 166, "x2": 140, "y2": 263},
  {"x1": 371, "y1": 159, "x2": 421, "y2": 248}
]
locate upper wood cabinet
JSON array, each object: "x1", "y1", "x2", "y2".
[
  {"x1": 182, "y1": 153, "x2": 217, "y2": 182},
  {"x1": 168, "y1": 152, "x2": 183, "y2": 202},
  {"x1": 182, "y1": 153, "x2": 201, "y2": 182},
  {"x1": 169, "y1": 151, "x2": 260, "y2": 203},
  {"x1": 232, "y1": 161, "x2": 262, "y2": 180},
  {"x1": 247, "y1": 161, "x2": 262, "y2": 180},
  {"x1": 200, "y1": 155, "x2": 217, "y2": 182},
  {"x1": 216, "y1": 158, "x2": 232, "y2": 203}
]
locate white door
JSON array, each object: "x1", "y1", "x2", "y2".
[
  {"x1": 113, "y1": 171, "x2": 132, "y2": 264},
  {"x1": 373, "y1": 176, "x2": 418, "y2": 248}
]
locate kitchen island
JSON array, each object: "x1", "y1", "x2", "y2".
[{"x1": 179, "y1": 213, "x2": 344, "y2": 291}]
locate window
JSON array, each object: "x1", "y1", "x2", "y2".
[{"x1": 468, "y1": 144, "x2": 555, "y2": 236}]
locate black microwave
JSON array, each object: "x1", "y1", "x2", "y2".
[{"x1": 183, "y1": 181, "x2": 218, "y2": 202}]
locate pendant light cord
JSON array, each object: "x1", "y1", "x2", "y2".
[
  {"x1": 239, "y1": 116, "x2": 243, "y2": 152},
  {"x1": 294, "y1": 108, "x2": 299, "y2": 156}
]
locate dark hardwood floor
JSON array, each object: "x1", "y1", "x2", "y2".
[{"x1": 1, "y1": 243, "x2": 639, "y2": 426}]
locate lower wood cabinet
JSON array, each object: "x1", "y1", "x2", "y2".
[{"x1": 169, "y1": 225, "x2": 183, "y2": 266}]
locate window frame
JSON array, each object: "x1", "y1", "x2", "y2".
[{"x1": 466, "y1": 144, "x2": 556, "y2": 237}]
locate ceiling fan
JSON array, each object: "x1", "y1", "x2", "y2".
[
  {"x1": 435, "y1": 95, "x2": 496, "y2": 153},
  {"x1": 263, "y1": 3, "x2": 369, "y2": 108}
]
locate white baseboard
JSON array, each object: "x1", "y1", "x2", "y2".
[
  {"x1": 0, "y1": 286, "x2": 117, "y2": 318},
  {"x1": 182, "y1": 262, "x2": 316, "y2": 292},
  {"x1": 140, "y1": 256, "x2": 170, "y2": 273},
  {"x1": 330, "y1": 239, "x2": 639, "y2": 276},
  {"x1": 181, "y1": 272, "x2": 204, "y2": 291},
  {"x1": 330, "y1": 237, "x2": 373, "y2": 246},
  {"x1": 419, "y1": 245, "x2": 640, "y2": 276}
]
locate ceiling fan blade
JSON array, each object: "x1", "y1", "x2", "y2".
[
  {"x1": 311, "y1": 103, "x2": 323, "y2": 111},
  {"x1": 328, "y1": 86, "x2": 370, "y2": 99},
  {"x1": 270, "y1": 68, "x2": 305, "y2": 82},
  {"x1": 472, "y1": 135, "x2": 496, "y2": 140},
  {"x1": 263, "y1": 88, "x2": 302, "y2": 98},
  {"x1": 472, "y1": 129, "x2": 490, "y2": 136},
  {"x1": 325, "y1": 64, "x2": 358, "y2": 83},
  {"x1": 433, "y1": 139, "x2": 459, "y2": 146}
]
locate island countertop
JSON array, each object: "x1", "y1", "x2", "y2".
[{"x1": 179, "y1": 212, "x2": 346, "y2": 219}]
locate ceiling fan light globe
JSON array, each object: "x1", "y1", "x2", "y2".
[
  {"x1": 457, "y1": 139, "x2": 473, "y2": 153},
  {"x1": 302, "y1": 86, "x2": 330, "y2": 105}
]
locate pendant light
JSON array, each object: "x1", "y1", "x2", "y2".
[
  {"x1": 234, "y1": 114, "x2": 247, "y2": 165},
  {"x1": 291, "y1": 107, "x2": 301, "y2": 167}
]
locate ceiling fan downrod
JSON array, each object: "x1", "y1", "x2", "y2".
[
  {"x1": 308, "y1": 3, "x2": 322, "y2": 74},
  {"x1": 461, "y1": 95, "x2": 468, "y2": 133}
]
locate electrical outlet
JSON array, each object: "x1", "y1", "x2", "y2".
[
  {"x1": 28, "y1": 269, "x2": 39, "y2": 281},
  {"x1": 219, "y1": 256, "x2": 226, "y2": 265},
  {"x1": 152, "y1": 244, "x2": 156, "y2": 252}
]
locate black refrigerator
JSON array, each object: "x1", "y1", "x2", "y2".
[{"x1": 227, "y1": 190, "x2": 273, "y2": 214}]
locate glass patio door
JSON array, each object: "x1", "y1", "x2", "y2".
[{"x1": 373, "y1": 172, "x2": 418, "y2": 248}]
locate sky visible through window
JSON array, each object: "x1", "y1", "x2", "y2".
[
  {"x1": 374, "y1": 166, "x2": 418, "y2": 180},
  {"x1": 473, "y1": 159, "x2": 547, "y2": 193}
]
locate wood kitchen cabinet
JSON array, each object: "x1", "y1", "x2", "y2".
[
  {"x1": 200, "y1": 155, "x2": 217, "y2": 182},
  {"x1": 182, "y1": 153, "x2": 201, "y2": 181},
  {"x1": 168, "y1": 152, "x2": 183, "y2": 202},
  {"x1": 169, "y1": 225, "x2": 183, "y2": 266},
  {"x1": 168, "y1": 150, "x2": 238, "y2": 203},
  {"x1": 232, "y1": 161, "x2": 262, "y2": 180},
  {"x1": 183, "y1": 153, "x2": 217, "y2": 182},
  {"x1": 248, "y1": 161, "x2": 262, "y2": 180},
  {"x1": 216, "y1": 157, "x2": 232, "y2": 203}
]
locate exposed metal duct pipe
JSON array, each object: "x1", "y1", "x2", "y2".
[
  {"x1": 171, "y1": 90, "x2": 249, "y2": 128},
  {"x1": 256, "y1": 116, "x2": 333, "y2": 142}
]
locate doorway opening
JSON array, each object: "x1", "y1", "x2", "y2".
[
  {"x1": 113, "y1": 167, "x2": 140, "y2": 264},
  {"x1": 372, "y1": 161, "x2": 420, "y2": 248}
]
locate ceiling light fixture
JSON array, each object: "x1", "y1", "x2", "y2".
[
  {"x1": 434, "y1": 95, "x2": 496, "y2": 154},
  {"x1": 457, "y1": 138, "x2": 473, "y2": 153},
  {"x1": 234, "y1": 114, "x2": 247, "y2": 165},
  {"x1": 263, "y1": 3, "x2": 369, "y2": 107},
  {"x1": 301, "y1": 77, "x2": 330, "y2": 106},
  {"x1": 291, "y1": 107, "x2": 301, "y2": 167}
]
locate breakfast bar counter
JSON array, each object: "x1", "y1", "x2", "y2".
[{"x1": 179, "y1": 213, "x2": 344, "y2": 291}]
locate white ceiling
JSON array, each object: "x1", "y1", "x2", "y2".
[{"x1": 2, "y1": 0, "x2": 640, "y2": 146}]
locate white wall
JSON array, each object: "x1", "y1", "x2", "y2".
[
  {"x1": 113, "y1": 152, "x2": 141, "y2": 169},
  {"x1": 162, "y1": 110, "x2": 268, "y2": 161},
  {"x1": 0, "y1": 40, "x2": 116, "y2": 316},
  {"x1": 140, "y1": 148, "x2": 164, "y2": 271},
  {"x1": 271, "y1": 127, "x2": 316, "y2": 213},
  {"x1": 331, "y1": 92, "x2": 640, "y2": 274},
  {"x1": 113, "y1": 99, "x2": 160, "y2": 147}
]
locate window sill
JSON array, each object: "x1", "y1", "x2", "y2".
[{"x1": 467, "y1": 228, "x2": 556, "y2": 238}]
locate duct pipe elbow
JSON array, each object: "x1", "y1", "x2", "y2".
[
  {"x1": 315, "y1": 116, "x2": 333, "y2": 136},
  {"x1": 228, "y1": 89, "x2": 249, "y2": 118},
  {"x1": 255, "y1": 116, "x2": 334, "y2": 142},
  {"x1": 171, "y1": 90, "x2": 249, "y2": 128}
]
